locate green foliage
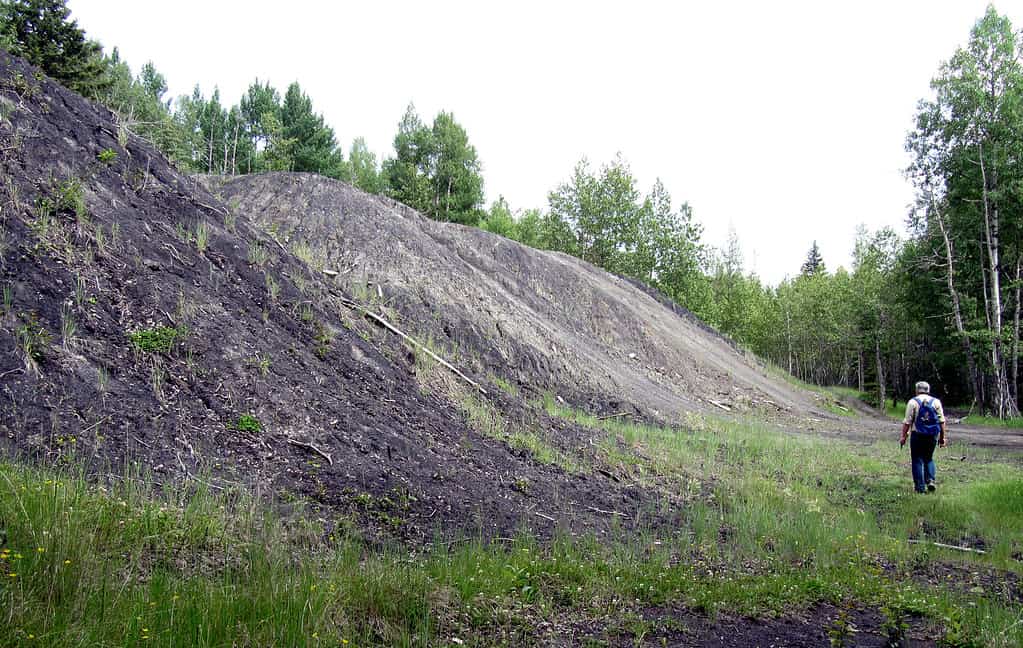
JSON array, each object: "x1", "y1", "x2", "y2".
[
  {"x1": 904, "y1": 6, "x2": 1023, "y2": 415},
  {"x1": 478, "y1": 196, "x2": 517, "y2": 238},
  {"x1": 16, "y1": 311, "x2": 49, "y2": 361},
  {"x1": 383, "y1": 104, "x2": 484, "y2": 225},
  {"x1": 235, "y1": 413, "x2": 261, "y2": 433},
  {"x1": 346, "y1": 136, "x2": 383, "y2": 194},
  {"x1": 97, "y1": 52, "x2": 187, "y2": 163},
  {"x1": 313, "y1": 321, "x2": 333, "y2": 359},
  {"x1": 96, "y1": 148, "x2": 116, "y2": 164},
  {"x1": 128, "y1": 326, "x2": 180, "y2": 354},
  {"x1": 537, "y1": 156, "x2": 709, "y2": 317},
  {"x1": 0, "y1": 0, "x2": 109, "y2": 97},
  {"x1": 280, "y1": 82, "x2": 344, "y2": 177}
]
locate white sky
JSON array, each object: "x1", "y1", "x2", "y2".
[{"x1": 67, "y1": 0, "x2": 1021, "y2": 285}]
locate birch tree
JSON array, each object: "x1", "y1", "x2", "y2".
[{"x1": 907, "y1": 6, "x2": 1023, "y2": 417}]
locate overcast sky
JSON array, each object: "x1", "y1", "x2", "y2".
[{"x1": 67, "y1": 0, "x2": 1020, "y2": 285}]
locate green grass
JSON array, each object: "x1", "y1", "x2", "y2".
[
  {"x1": 129, "y1": 326, "x2": 182, "y2": 354},
  {"x1": 459, "y1": 391, "x2": 583, "y2": 473},
  {"x1": 2, "y1": 400, "x2": 1022, "y2": 646},
  {"x1": 959, "y1": 413, "x2": 1023, "y2": 429},
  {"x1": 235, "y1": 414, "x2": 261, "y2": 433}
]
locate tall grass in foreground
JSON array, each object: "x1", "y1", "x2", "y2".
[{"x1": 2, "y1": 400, "x2": 1022, "y2": 646}]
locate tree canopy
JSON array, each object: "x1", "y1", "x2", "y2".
[
  {"x1": 0, "y1": 0, "x2": 107, "y2": 96},
  {"x1": 383, "y1": 105, "x2": 484, "y2": 225}
]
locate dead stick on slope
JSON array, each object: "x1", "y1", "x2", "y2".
[
  {"x1": 267, "y1": 234, "x2": 289, "y2": 254},
  {"x1": 80, "y1": 416, "x2": 111, "y2": 435},
  {"x1": 598, "y1": 412, "x2": 630, "y2": 421},
  {"x1": 288, "y1": 439, "x2": 333, "y2": 465},
  {"x1": 341, "y1": 299, "x2": 487, "y2": 396},
  {"x1": 907, "y1": 539, "x2": 986, "y2": 554},
  {"x1": 586, "y1": 505, "x2": 628, "y2": 517}
]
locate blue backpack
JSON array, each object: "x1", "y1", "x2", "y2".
[{"x1": 913, "y1": 396, "x2": 942, "y2": 436}]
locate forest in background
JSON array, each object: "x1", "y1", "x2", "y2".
[{"x1": 3, "y1": 0, "x2": 1023, "y2": 416}]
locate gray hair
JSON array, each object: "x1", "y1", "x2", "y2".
[{"x1": 915, "y1": 381, "x2": 930, "y2": 394}]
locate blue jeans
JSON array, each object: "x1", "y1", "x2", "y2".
[{"x1": 910, "y1": 433, "x2": 937, "y2": 492}]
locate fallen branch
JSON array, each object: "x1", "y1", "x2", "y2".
[
  {"x1": 192, "y1": 197, "x2": 229, "y2": 217},
  {"x1": 708, "y1": 399, "x2": 732, "y2": 412},
  {"x1": 586, "y1": 505, "x2": 628, "y2": 518},
  {"x1": 266, "y1": 234, "x2": 289, "y2": 254},
  {"x1": 535, "y1": 512, "x2": 556, "y2": 523},
  {"x1": 908, "y1": 539, "x2": 986, "y2": 554},
  {"x1": 288, "y1": 438, "x2": 333, "y2": 465},
  {"x1": 598, "y1": 412, "x2": 630, "y2": 421},
  {"x1": 0, "y1": 367, "x2": 23, "y2": 380},
  {"x1": 80, "y1": 415, "x2": 111, "y2": 435},
  {"x1": 341, "y1": 298, "x2": 487, "y2": 395}
]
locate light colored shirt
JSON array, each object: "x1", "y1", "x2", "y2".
[{"x1": 903, "y1": 394, "x2": 946, "y2": 426}]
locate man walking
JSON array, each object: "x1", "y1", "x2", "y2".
[{"x1": 900, "y1": 381, "x2": 947, "y2": 493}]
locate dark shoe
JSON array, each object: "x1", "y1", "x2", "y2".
[{"x1": 926, "y1": 481, "x2": 936, "y2": 492}]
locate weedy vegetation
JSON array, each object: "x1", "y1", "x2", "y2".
[
  {"x1": 1, "y1": 400, "x2": 1021, "y2": 647},
  {"x1": 235, "y1": 414, "x2": 261, "y2": 433},
  {"x1": 248, "y1": 241, "x2": 270, "y2": 267},
  {"x1": 128, "y1": 326, "x2": 182, "y2": 354},
  {"x1": 193, "y1": 221, "x2": 209, "y2": 253}
]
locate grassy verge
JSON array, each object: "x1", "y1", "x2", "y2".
[
  {"x1": 824, "y1": 384, "x2": 1023, "y2": 430},
  {"x1": 958, "y1": 412, "x2": 1023, "y2": 429},
  {"x1": 2, "y1": 402, "x2": 1022, "y2": 646}
]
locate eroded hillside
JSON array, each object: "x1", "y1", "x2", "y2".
[
  {"x1": 0, "y1": 50, "x2": 687, "y2": 542},
  {"x1": 205, "y1": 172, "x2": 825, "y2": 423}
]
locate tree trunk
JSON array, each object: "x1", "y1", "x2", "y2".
[
  {"x1": 784, "y1": 307, "x2": 794, "y2": 375},
  {"x1": 875, "y1": 334, "x2": 886, "y2": 408},
  {"x1": 934, "y1": 202, "x2": 983, "y2": 410},
  {"x1": 978, "y1": 145, "x2": 1019, "y2": 417},
  {"x1": 1012, "y1": 256, "x2": 1020, "y2": 405},
  {"x1": 857, "y1": 347, "x2": 865, "y2": 393},
  {"x1": 231, "y1": 121, "x2": 239, "y2": 175}
]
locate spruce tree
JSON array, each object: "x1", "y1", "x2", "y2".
[
  {"x1": 0, "y1": 0, "x2": 109, "y2": 96},
  {"x1": 801, "y1": 241, "x2": 826, "y2": 276}
]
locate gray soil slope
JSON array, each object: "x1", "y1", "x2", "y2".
[
  {"x1": 207, "y1": 173, "x2": 826, "y2": 423},
  {"x1": 0, "y1": 50, "x2": 693, "y2": 541}
]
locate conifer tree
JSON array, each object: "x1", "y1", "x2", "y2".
[
  {"x1": 801, "y1": 241, "x2": 825, "y2": 276},
  {"x1": 0, "y1": 0, "x2": 108, "y2": 96}
]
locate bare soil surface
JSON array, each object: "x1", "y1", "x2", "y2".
[
  {"x1": 564, "y1": 603, "x2": 937, "y2": 647},
  {"x1": 0, "y1": 50, "x2": 681, "y2": 544},
  {"x1": 835, "y1": 394, "x2": 1023, "y2": 453},
  {"x1": 203, "y1": 173, "x2": 828, "y2": 425}
]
